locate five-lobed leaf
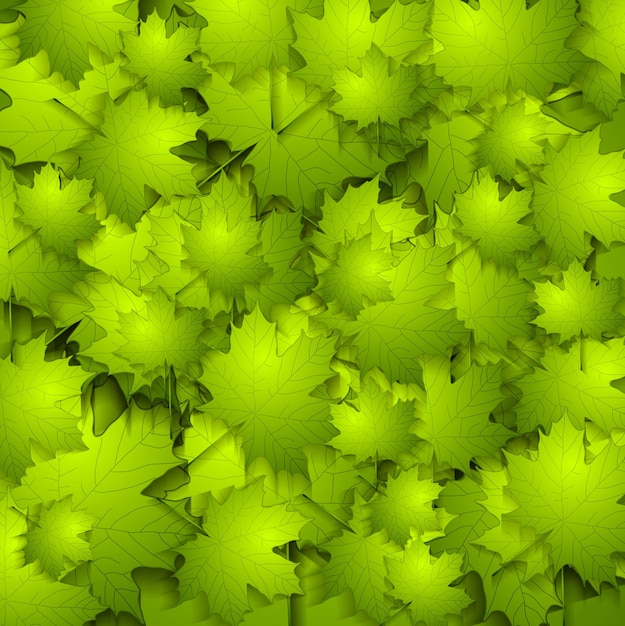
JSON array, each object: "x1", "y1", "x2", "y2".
[
  {"x1": 73, "y1": 89, "x2": 203, "y2": 225},
  {"x1": 197, "y1": 305, "x2": 337, "y2": 476},
  {"x1": 176, "y1": 478, "x2": 306, "y2": 626}
]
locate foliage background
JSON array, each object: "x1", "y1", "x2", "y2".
[{"x1": 2, "y1": 0, "x2": 625, "y2": 624}]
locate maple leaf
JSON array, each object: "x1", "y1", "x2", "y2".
[
  {"x1": 175, "y1": 477, "x2": 306, "y2": 626},
  {"x1": 453, "y1": 172, "x2": 540, "y2": 266},
  {"x1": 430, "y1": 0, "x2": 584, "y2": 104},
  {"x1": 510, "y1": 338, "x2": 625, "y2": 435},
  {"x1": 51, "y1": 45, "x2": 138, "y2": 129},
  {"x1": 15, "y1": 164, "x2": 102, "y2": 259},
  {"x1": 197, "y1": 305, "x2": 337, "y2": 476},
  {"x1": 572, "y1": 58, "x2": 624, "y2": 118},
  {"x1": 0, "y1": 491, "x2": 104, "y2": 626},
  {"x1": 0, "y1": 335, "x2": 91, "y2": 483},
  {"x1": 76, "y1": 212, "x2": 155, "y2": 293},
  {"x1": 599, "y1": 99, "x2": 625, "y2": 154},
  {"x1": 256, "y1": 207, "x2": 315, "y2": 316},
  {"x1": 386, "y1": 535, "x2": 472, "y2": 626},
  {"x1": 412, "y1": 355, "x2": 515, "y2": 473},
  {"x1": 165, "y1": 414, "x2": 247, "y2": 514},
  {"x1": 192, "y1": 0, "x2": 313, "y2": 82},
  {"x1": 533, "y1": 260, "x2": 624, "y2": 343},
  {"x1": 120, "y1": 14, "x2": 207, "y2": 107},
  {"x1": 0, "y1": 157, "x2": 31, "y2": 254},
  {"x1": 115, "y1": 288, "x2": 211, "y2": 379},
  {"x1": 181, "y1": 177, "x2": 271, "y2": 313},
  {"x1": 15, "y1": 0, "x2": 135, "y2": 86},
  {"x1": 132, "y1": 195, "x2": 213, "y2": 304},
  {"x1": 568, "y1": 0, "x2": 625, "y2": 90},
  {"x1": 312, "y1": 175, "x2": 424, "y2": 259},
  {"x1": 290, "y1": 0, "x2": 431, "y2": 92},
  {"x1": 0, "y1": 165, "x2": 92, "y2": 323},
  {"x1": 73, "y1": 88, "x2": 204, "y2": 225},
  {"x1": 483, "y1": 564, "x2": 560, "y2": 626},
  {"x1": 500, "y1": 415, "x2": 625, "y2": 588},
  {"x1": 369, "y1": 465, "x2": 443, "y2": 548},
  {"x1": 446, "y1": 246, "x2": 537, "y2": 354},
  {"x1": 198, "y1": 66, "x2": 386, "y2": 212},
  {"x1": 330, "y1": 44, "x2": 424, "y2": 131},
  {"x1": 317, "y1": 494, "x2": 402, "y2": 623},
  {"x1": 408, "y1": 112, "x2": 484, "y2": 214},
  {"x1": 23, "y1": 497, "x2": 94, "y2": 579},
  {"x1": 328, "y1": 372, "x2": 419, "y2": 466},
  {"x1": 476, "y1": 95, "x2": 555, "y2": 181},
  {"x1": 312, "y1": 234, "x2": 394, "y2": 319},
  {"x1": 0, "y1": 52, "x2": 95, "y2": 164},
  {"x1": 428, "y1": 475, "x2": 499, "y2": 573},
  {"x1": 12, "y1": 404, "x2": 196, "y2": 619},
  {"x1": 531, "y1": 126, "x2": 625, "y2": 267},
  {"x1": 314, "y1": 241, "x2": 468, "y2": 386},
  {"x1": 292, "y1": 444, "x2": 363, "y2": 546}
]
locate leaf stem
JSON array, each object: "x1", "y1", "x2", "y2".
[
  {"x1": 197, "y1": 149, "x2": 245, "y2": 189},
  {"x1": 8, "y1": 296, "x2": 12, "y2": 363},
  {"x1": 374, "y1": 456, "x2": 378, "y2": 490},
  {"x1": 561, "y1": 567, "x2": 565, "y2": 626}
]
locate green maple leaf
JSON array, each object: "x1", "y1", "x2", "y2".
[
  {"x1": 573, "y1": 58, "x2": 624, "y2": 117},
  {"x1": 23, "y1": 497, "x2": 94, "y2": 579},
  {"x1": 386, "y1": 535, "x2": 471, "y2": 626},
  {"x1": 15, "y1": 164, "x2": 102, "y2": 259},
  {"x1": 453, "y1": 172, "x2": 540, "y2": 266},
  {"x1": 52, "y1": 45, "x2": 138, "y2": 129},
  {"x1": 369, "y1": 465, "x2": 443, "y2": 548},
  {"x1": 197, "y1": 305, "x2": 337, "y2": 476},
  {"x1": 294, "y1": 444, "x2": 363, "y2": 546},
  {"x1": 568, "y1": 0, "x2": 625, "y2": 89},
  {"x1": 0, "y1": 491, "x2": 104, "y2": 625},
  {"x1": 0, "y1": 335, "x2": 91, "y2": 483},
  {"x1": 428, "y1": 475, "x2": 499, "y2": 572},
  {"x1": 12, "y1": 404, "x2": 196, "y2": 618},
  {"x1": 165, "y1": 415, "x2": 247, "y2": 514},
  {"x1": 176, "y1": 478, "x2": 306, "y2": 626},
  {"x1": 409, "y1": 112, "x2": 484, "y2": 214},
  {"x1": 501, "y1": 415, "x2": 625, "y2": 588},
  {"x1": 77, "y1": 212, "x2": 155, "y2": 293},
  {"x1": 120, "y1": 14, "x2": 207, "y2": 107},
  {"x1": 290, "y1": 0, "x2": 431, "y2": 92},
  {"x1": 0, "y1": 168, "x2": 91, "y2": 321},
  {"x1": 328, "y1": 372, "x2": 419, "y2": 466},
  {"x1": 412, "y1": 355, "x2": 514, "y2": 473},
  {"x1": 312, "y1": 234, "x2": 394, "y2": 319},
  {"x1": 317, "y1": 494, "x2": 402, "y2": 623},
  {"x1": 476, "y1": 97, "x2": 553, "y2": 181},
  {"x1": 16, "y1": 0, "x2": 136, "y2": 86},
  {"x1": 181, "y1": 177, "x2": 271, "y2": 313},
  {"x1": 430, "y1": 0, "x2": 584, "y2": 104},
  {"x1": 199, "y1": 66, "x2": 386, "y2": 212},
  {"x1": 0, "y1": 52, "x2": 95, "y2": 164},
  {"x1": 313, "y1": 175, "x2": 424, "y2": 259},
  {"x1": 132, "y1": 195, "x2": 214, "y2": 303},
  {"x1": 330, "y1": 44, "x2": 424, "y2": 131},
  {"x1": 315, "y1": 241, "x2": 468, "y2": 386},
  {"x1": 446, "y1": 245, "x2": 536, "y2": 354},
  {"x1": 510, "y1": 338, "x2": 625, "y2": 435},
  {"x1": 192, "y1": 0, "x2": 315, "y2": 82},
  {"x1": 256, "y1": 207, "x2": 315, "y2": 316},
  {"x1": 533, "y1": 260, "x2": 624, "y2": 342},
  {"x1": 483, "y1": 564, "x2": 560, "y2": 626},
  {"x1": 115, "y1": 288, "x2": 210, "y2": 379},
  {"x1": 73, "y1": 88, "x2": 203, "y2": 225},
  {"x1": 531, "y1": 126, "x2": 625, "y2": 267}
]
